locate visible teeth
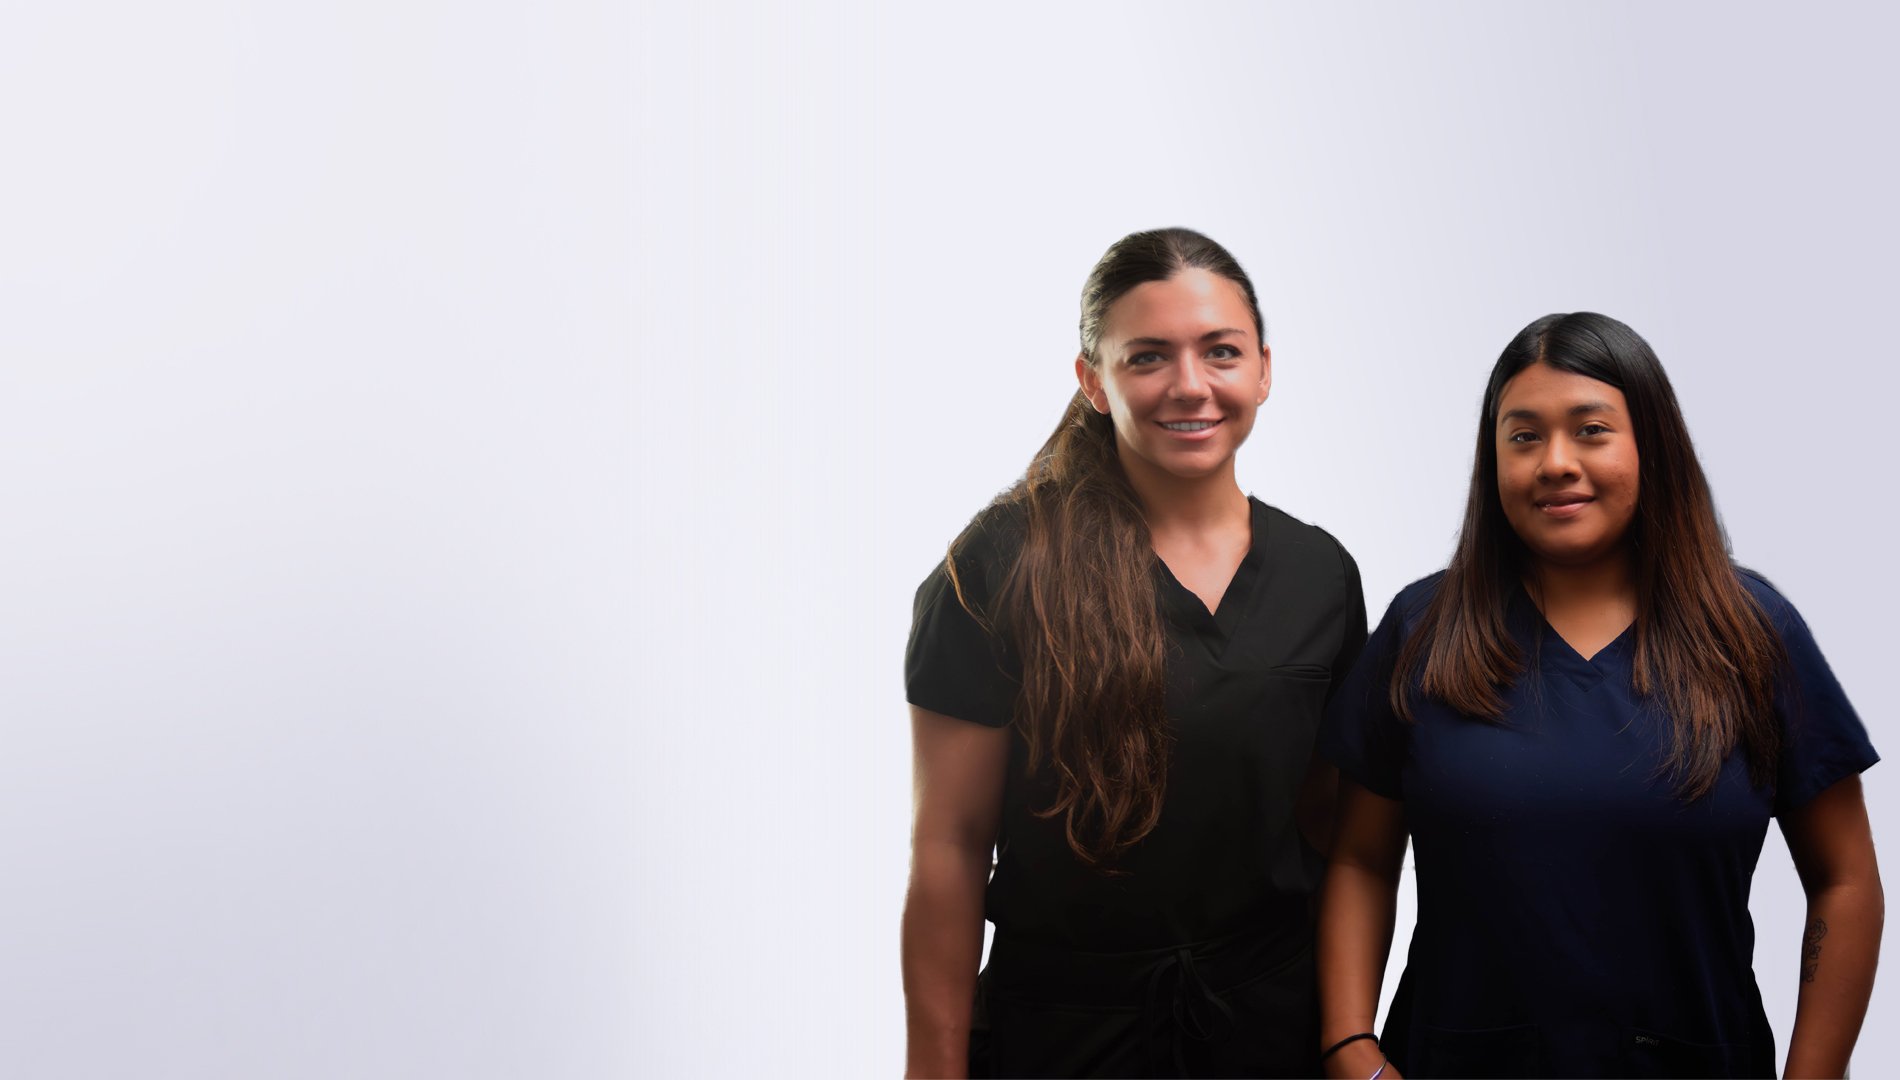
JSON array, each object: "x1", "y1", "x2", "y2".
[{"x1": 1163, "y1": 421, "x2": 1214, "y2": 431}]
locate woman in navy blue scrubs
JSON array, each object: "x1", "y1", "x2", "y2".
[{"x1": 1316, "y1": 313, "x2": 1882, "y2": 1079}]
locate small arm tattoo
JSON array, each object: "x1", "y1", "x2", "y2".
[{"x1": 1801, "y1": 918, "x2": 1828, "y2": 983}]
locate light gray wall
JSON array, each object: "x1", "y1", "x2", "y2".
[{"x1": 1, "y1": 1, "x2": 1891, "y2": 1076}]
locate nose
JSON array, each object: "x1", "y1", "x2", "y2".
[
  {"x1": 1167, "y1": 355, "x2": 1211, "y2": 402},
  {"x1": 1537, "y1": 436, "x2": 1581, "y2": 482}
]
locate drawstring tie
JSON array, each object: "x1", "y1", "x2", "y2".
[{"x1": 1144, "y1": 945, "x2": 1236, "y2": 1076}]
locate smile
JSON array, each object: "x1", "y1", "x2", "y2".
[
  {"x1": 1535, "y1": 494, "x2": 1593, "y2": 519},
  {"x1": 1160, "y1": 420, "x2": 1219, "y2": 431}
]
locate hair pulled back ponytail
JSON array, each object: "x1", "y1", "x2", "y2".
[{"x1": 949, "y1": 228, "x2": 1264, "y2": 866}]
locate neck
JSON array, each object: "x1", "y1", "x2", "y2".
[
  {"x1": 1116, "y1": 443, "x2": 1248, "y2": 535},
  {"x1": 1525, "y1": 548, "x2": 1637, "y2": 611}
]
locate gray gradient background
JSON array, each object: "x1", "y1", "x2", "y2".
[{"x1": 2, "y1": 1, "x2": 1892, "y2": 1077}]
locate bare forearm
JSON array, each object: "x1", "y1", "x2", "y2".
[
  {"x1": 1784, "y1": 881, "x2": 1884, "y2": 1079},
  {"x1": 1319, "y1": 860, "x2": 1401, "y2": 1080},
  {"x1": 902, "y1": 845, "x2": 991, "y2": 1079}
]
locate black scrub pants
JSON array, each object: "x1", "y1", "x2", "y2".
[{"x1": 968, "y1": 916, "x2": 1319, "y2": 1079}]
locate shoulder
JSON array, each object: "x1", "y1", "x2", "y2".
[
  {"x1": 1255, "y1": 499, "x2": 1358, "y2": 578},
  {"x1": 1352, "y1": 571, "x2": 1450, "y2": 646},
  {"x1": 1254, "y1": 501, "x2": 1366, "y2": 620},
  {"x1": 1734, "y1": 565, "x2": 1784, "y2": 602},
  {"x1": 913, "y1": 499, "x2": 1029, "y2": 612},
  {"x1": 952, "y1": 500, "x2": 1029, "y2": 578},
  {"x1": 906, "y1": 503, "x2": 1028, "y2": 727},
  {"x1": 1733, "y1": 565, "x2": 1805, "y2": 633},
  {"x1": 1390, "y1": 570, "x2": 1448, "y2": 624}
]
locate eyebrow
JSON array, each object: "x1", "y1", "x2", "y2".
[
  {"x1": 1121, "y1": 328, "x2": 1250, "y2": 349},
  {"x1": 1499, "y1": 401, "x2": 1619, "y2": 424}
]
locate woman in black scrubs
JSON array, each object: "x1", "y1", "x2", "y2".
[
  {"x1": 903, "y1": 228, "x2": 1365, "y2": 1078},
  {"x1": 1317, "y1": 312, "x2": 1882, "y2": 1078}
]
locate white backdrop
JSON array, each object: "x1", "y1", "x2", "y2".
[
  {"x1": 2, "y1": 1, "x2": 1893, "y2": 1077},
  {"x1": 870, "y1": 3, "x2": 1899, "y2": 1078}
]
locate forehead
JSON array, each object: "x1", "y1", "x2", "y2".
[
  {"x1": 1496, "y1": 362, "x2": 1627, "y2": 416},
  {"x1": 1100, "y1": 268, "x2": 1256, "y2": 343}
]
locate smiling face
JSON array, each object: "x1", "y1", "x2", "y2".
[
  {"x1": 1076, "y1": 268, "x2": 1270, "y2": 486},
  {"x1": 1494, "y1": 361, "x2": 1641, "y2": 571}
]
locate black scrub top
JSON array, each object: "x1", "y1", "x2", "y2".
[
  {"x1": 906, "y1": 496, "x2": 1366, "y2": 951},
  {"x1": 1322, "y1": 570, "x2": 1880, "y2": 1078}
]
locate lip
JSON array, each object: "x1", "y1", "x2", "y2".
[
  {"x1": 1156, "y1": 418, "x2": 1222, "y2": 441},
  {"x1": 1535, "y1": 492, "x2": 1593, "y2": 518}
]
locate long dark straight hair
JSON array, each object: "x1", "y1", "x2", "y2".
[
  {"x1": 948, "y1": 227, "x2": 1266, "y2": 865},
  {"x1": 1393, "y1": 312, "x2": 1785, "y2": 798}
]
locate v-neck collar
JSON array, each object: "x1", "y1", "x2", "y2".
[
  {"x1": 1510, "y1": 582, "x2": 1636, "y2": 691},
  {"x1": 1154, "y1": 497, "x2": 1269, "y2": 651}
]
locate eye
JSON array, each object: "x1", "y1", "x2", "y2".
[
  {"x1": 1577, "y1": 422, "x2": 1611, "y2": 437},
  {"x1": 1506, "y1": 430, "x2": 1540, "y2": 445},
  {"x1": 1208, "y1": 344, "x2": 1242, "y2": 360},
  {"x1": 1128, "y1": 351, "x2": 1164, "y2": 366}
]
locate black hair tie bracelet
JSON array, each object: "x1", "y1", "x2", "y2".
[{"x1": 1320, "y1": 1032, "x2": 1379, "y2": 1061}]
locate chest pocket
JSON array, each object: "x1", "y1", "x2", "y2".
[{"x1": 1163, "y1": 666, "x2": 1330, "y2": 840}]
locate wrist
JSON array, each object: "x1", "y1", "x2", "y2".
[
  {"x1": 1320, "y1": 1022, "x2": 1378, "y2": 1048},
  {"x1": 904, "y1": 1022, "x2": 969, "y2": 1079},
  {"x1": 904, "y1": 1049, "x2": 966, "y2": 1079},
  {"x1": 1321, "y1": 1031, "x2": 1379, "y2": 1060},
  {"x1": 1323, "y1": 1039, "x2": 1386, "y2": 1080}
]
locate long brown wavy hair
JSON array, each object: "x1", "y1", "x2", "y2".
[
  {"x1": 947, "y1": 228, "x2": 1266, "y2": 865},
  {"x1": 1393, "y1": 312, "x2": 1785, "y2": 798}
]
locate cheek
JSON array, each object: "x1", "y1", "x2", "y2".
[
  {"x1": 1600, "y1": 464, "x2": 1641, "y2": 530},
  {"x1": 1109, "y1": 376, "x2": 1152, "y2": 410},
  {"x1": 1613, "y1": 461, "x2": 1641, "y2": 504},
  {"x1": 1225, "y1": 382, "x2": 1261, "y2": 416},
  {"x1": 1098, "y1": 378, "x2": 1137, "y2": 418},
  {"x1": 1496, "y1": 458, "x2": 1532, "y2": 499}
]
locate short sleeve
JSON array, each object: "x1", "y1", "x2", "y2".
[
  {"x1": 1320, "y1": 593, "x2": 1411, "y2": 799},
  {"x1": 904, "y1": 534, "x2": 1020, "y2": 729},
  {"x1": 1755, "y1": 580, "x2": 1881, "y2": 814},
  {"x1": 1326, "y1": 539, "x2": 1371, "y2": 708}
]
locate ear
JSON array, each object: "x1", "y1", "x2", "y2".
[
  {"x1": 1075, "y1": 354, "x2": 1110, "y2": 414},
  {"x1": 1256, "y1": 344, "x2": 1273, "y2": 405}
]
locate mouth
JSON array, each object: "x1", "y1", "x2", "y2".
[
  {"x1": 1156, "y1": 418, "x2": 1222, "y2": 443},
  {"x1": 1535, "y1": 492, "x2": 1593, "y2": 518}
]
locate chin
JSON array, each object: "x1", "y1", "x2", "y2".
[
  {"x1": 1151, "y1": 455, "x2": 1230, "y2": 481},
  {"x1": 1526, "y1": 540, "x2": 1622, "y2": 568}
]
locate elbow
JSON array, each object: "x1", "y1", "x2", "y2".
[
  {"x1": 1806, "y1": 874, "x2": 1885, "y2": 929},
  {"x1": 910, "y1": 822, "x2": 998, "y2": 864},
  {"x1": 1325, "y1": 842, "x2": 1406, "y2": 889},
  {"x1": 908, "y1": 834, "x2": 997, "y2": 891}
]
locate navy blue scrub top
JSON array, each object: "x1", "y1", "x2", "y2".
[
  {"x1": 1323, "y1": 570, "x2": 1879, "y2": 1079},
  {"x1": 907, "y1": 497, "x2": 1367, "y2": 951}
]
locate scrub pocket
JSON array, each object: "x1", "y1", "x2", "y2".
[
  {"x1": 1625, "y1": 1028, "x2": 1770, "y2": 1078},
  {"x1": 968, "y1": 963, "x2": 1149, "y2": 1079},
  {"x1": 1413, "y1": 1022, "x2": 1545, "y2": 1078}
]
